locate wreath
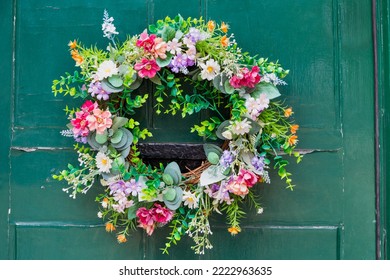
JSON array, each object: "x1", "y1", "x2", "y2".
[{"x1": 52, "y1": 11, "x2": 302, "y2": 254}]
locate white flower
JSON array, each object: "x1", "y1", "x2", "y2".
[
  {"x1": 199, "y1": 59, "x2": 220, "y2": 81},
  {"x1": 231, "y1": 119, "x2": 251, "y2": 135},
  {"x1": 245, "y1": 94, "x2": 269, "y2": 120},
  {"x1": 102, "y1": 10, "x2": 119, "y2": 39},
  {"x1": 96, "y1": 60, "x2": 118, "y2": 80},
  {"x1": 257, "y1": 207, "x2": 264, "y2": 214},
  {"x1": 167, "y1": 38, "x2": 182, "y2": 55},
  {"x1": 97, "y1": 211, "x2": 103, "y2": 218},
  {"x1": 95, "y1": 152, "x2": 113, "y2": 173},
  {"x1": 182, "y1": 190, "x2": 199, "y2": 209}
]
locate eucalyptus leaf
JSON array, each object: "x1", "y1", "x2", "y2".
[
  {"x1": 252, "y1": 83, "x2": 281, "y2": 100},
  {"x1": 207, "y1": 152, "x2": 220, "y2": 165},
  {"x1": 164, "y1": 162, "x2": 181, "y2": 185},
  {"x1": 163, "y1": 188, "x2": 177, "y2": 201},
  {"x1": 101, "y1": 79, "x2": 124, "y2": 93},
  {"x1": 110, "y1": 129, "x2": 124, "y2": 144},
  {"x1": 108, "y1": 75, "x2": 123, "y2": 88},
  {"x1": 203, "y1": 143, "x2": 223, "y2": 157},
  {"x1": 111, "y1": 116, "x2": 128, "y2": 131},
  {"x1": 224, "y1": 79, "x2": 235, "y2": 94},
  {"x1": 164, "y1": 187, "x2": 183, "y2": 210},
  {"x1": 120, "y1": 145, "x2": 131, "y2": 158},
  {"x1": 87, "y1": 132, "x2": 102, "y2": 150},
  {"x1": 95, "y1": 131, "x2": 108, "y2": 144}
]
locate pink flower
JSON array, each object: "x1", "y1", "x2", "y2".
[
  {"x1": 86, "y1": 108, "x2": 112, "y2": 134},
  {"x1": 236, "y1": 169, "x2": 258, "y2": 187},
  {"x1": 225, "y1": 180, "x2": 250, "y2": 196},
  {"x1": 136, "y1": 31, "x2": 156, "y2": 52},
  {"x1": 152, "y1": 37, "x2": 168, "y2": 59},
  {"x1": 71, "y1": 111, "x2": 89, "y2": 137},
  {"x1": 134, "y1": 58, "x2": 161, "y2": 78},
  {"x1": 151, "y1": 203, "x2": 173, "y2": 224},
  {"x1": 81, "y1": 100, "x2": 98, "y2": 113},
  {"x1": 229, "y1": 66, "x2": 261, "y2": 88},
  {"x1": 245, "y1": 66, "x2": 261, "y2": 88},
  {"x1": 136, "y1": 207, "x2": 154, "y2": 226}
]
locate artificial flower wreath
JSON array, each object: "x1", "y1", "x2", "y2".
[{"x1": 52, "y1": 11, "x2": 302, "y2": 254}]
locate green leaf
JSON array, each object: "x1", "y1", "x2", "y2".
[
  {"x1": 150, "y1": 75, "x2": 162, "y2": 85},
  {"x1": 156, "y1": 53, "x2": 173, "y2": 68},
  {"x1": 127, "y1": 204, "x2": 138, "y2": 220},
  {"x1": 252, "y1": 83, "x2": 281, "y2": 100}
]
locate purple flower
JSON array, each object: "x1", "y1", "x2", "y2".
[
  {"x1": 185, "y1": 28, "x2": 202, "y2": 44},
  {"x1": 74, "y1": 135, "x2": 87, "y2": 144},
  {"x1": 124, "y1": 179, "x2": 142, "y2": 196},
  {"x1": 109, "y1": 180, "x2": 127, "y2": 195},
  {"x1": 169, "y1": 52, "x2": 189, "y2": 73},
  {"x1": 251, "y1": 156, "x2": 265, "y2": 172},
  {"x1": 220, "y1": 150, "x2": 234, "y2": 167},
  {"x1": 88, "y1": 81, "x2": 112, "y2": 101}
]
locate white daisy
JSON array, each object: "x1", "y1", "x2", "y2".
[
  {"x1": 182, "y1": 190, "x2": 199, "y2": 209},
  {"x1": 95, "y1": 152, "x2": 113, "y2": 173},
  {"x1": 199, "y1": 59, "x2": 220, "y2": 81},
  {"x1": 96, "y1": 60, "x2": 118, "y2": 80}
]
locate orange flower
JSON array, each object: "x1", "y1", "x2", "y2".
[
  {"x1": 288, "y1": 135, "x2": 298, "y2": 146},
  {"x1": 71, "y1": 49, "x2": 84, "y2": 66},
  {"x1": 68, "y1": 40, "x2": 77, "y2": 49},
  {"x1": 117, "y1": 234, "x2": 127, "y2": 243},
  {"x1": 221, "y1": 35, "x2": 229, "y2": 47},
  {"x1": 207, "y1": 20, "x2": 215, "y2": 32},
  {"x1": 228, "y1": 226, "x2": 241, "y2": 235},
  {"x1": 105, "y1": 222, "x2": 116, "y2": 232},
  {"x1": 284, "y1": 107, "x2": 293, "y2": 118},
  {"x1": 221, "y1": 22, "x2": 229, "y2": 33},
  {"x1": 290, "y1": 124, "x2": 299, "y2": 134}
]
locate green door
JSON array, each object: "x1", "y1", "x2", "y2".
[{"x1": 0, "y1": 0, "x2": 382, "y2": 259}]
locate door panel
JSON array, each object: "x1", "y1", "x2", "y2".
[{"x1": 1, "y1": 0, "x2": 376, "y2": 259}]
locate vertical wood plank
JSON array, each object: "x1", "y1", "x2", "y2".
[{"x1": 0, "y1": 0, "x2": 14, "y2": 260}]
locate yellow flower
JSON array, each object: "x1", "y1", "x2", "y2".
[
  {"x1": 117, "y1": 234, "x2": 127, "y2": 243},
  {"x1": 228, "y1": 226, "x2": 241, "y2": 235},
  {"x1": 68, "y1": 40, "x2": 77, "y2": 49},
  {"x1": 288, "y1": 135, "x2": 298, "y2": 146},
  {"x1": 221, "y1": 22, "x2": 229, "y2": 33},
  {"x1": 105, "y1": 222, "x2": 116, "y2": 232},
  {"x1": 207, "y1": 20, "x2": 215, "y2": 32},
  {"x1": 284, "y1": 107, "x2": 293, "y2": 118},
  {"x1": 220, "y1": 35, "x2": 229, "y2": 47},
  {"x1": 290, "y1": 124, "x2": 299, "y2": 134}
]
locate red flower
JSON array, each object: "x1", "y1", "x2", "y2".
[
  {"x1": 134, "y1": 58, "x2": 161, "y2": 78},
  {"x1": 136, "y1": 31, "x2": 156, "y2": 52},
  {"x1": 229, "y1": 66, "x2": 261, "y2": 89},
  {"x1": 150, "y1": 203, "x2": 173, "y2": 224}
]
